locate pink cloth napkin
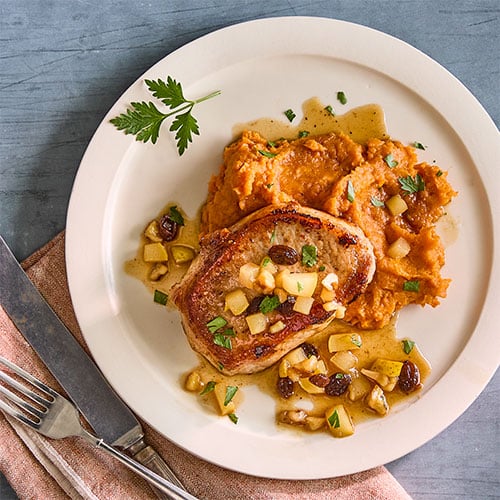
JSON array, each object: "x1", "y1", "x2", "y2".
[{"x1": 0, "y1": 232, "x2": 411, "y2": 499}]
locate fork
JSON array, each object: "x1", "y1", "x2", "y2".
[{"x1": 0, "y1": 356, "x2": 197, "y2": 500}]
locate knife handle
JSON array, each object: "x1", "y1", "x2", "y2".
[{"x1": 129, "y1": 438, "x2": 186, "y2": 493}]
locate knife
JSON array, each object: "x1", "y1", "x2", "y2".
[{"x1": 0, "y1": 234, "x2": 186, "y2": 497}]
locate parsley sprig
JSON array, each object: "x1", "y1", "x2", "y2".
[{"x1": 110, "y1": 76, "x2": 221, "y2": 155}]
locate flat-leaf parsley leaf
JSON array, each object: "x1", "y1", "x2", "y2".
[
  {"x1": 110, "y1": 76, "x2": 220, "y2": 155},
  {"x1": 399, "y1": 174, "x2": 425, "y2": 194}
]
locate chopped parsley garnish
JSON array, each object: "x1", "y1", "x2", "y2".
[
  {"x1": 153, "y1": 290, "x2": 168, "y2": 305},
  {"x1": 399, "y1": 174, "x2": 425, "y2": 194},
  {"x1": 213, "y1": 331, "x2": 234, "y2": 350},
  {"x1": 284, "y1": 109, "x2": 296, "y2": 122},
  {"x1": 207, "y1": 316, "x2": 227, "y2": 333},
  {"x1": 110, "y1": 75, "x2": 220, "y2": 155},
  {"x1": 384, "y1": 153, "x2": 399, "y2": 168},
  {"x1": 403, "y1": 280, "x2": 420, "y2": 292},
  {"x1": 351, "y1": 335, "x2": 362, "y2": 348},
  {"x1": 412, "y1": 141, "x2": 426, "y2": 150},
  {"x1": 266, "y1": 183, "x2": 273, "y2": 189},
  {"x1": 337, "y1": 91, "x2": 347, "y2": 105},
  {"x1": 347, "y1": 180, "x2": 355, "y2": 202},
  {"x1": 324, "y1": 105, "x2": 335, "y2": 116},
  {"x1": 213, "y1": 334, "x2": 230, "y2": 349},
  {"x1": 297, "y1": 282, "x2": 304, "y2": 292},
  {"x1": 228, "y1": 413, "x2": 239, "y2": 424},
  {"x1": 267, "y1": 140, "x2": 277, "y2": 148},
  {"x1": 258, "y1": 150, "x2": 277, "y2": 158},
  {"x1": 301, "y1": 244, "x2": 318, "y2": 267},
  {"x1": 218, "y1": 362, "x2": 224, "y2": 371},
  {"x1": 328, "y1": 409, "x2": 341, "y2": 428},
  {"x1": 318, "y1": 265, "x2": 326, "y2": 272},
  {"x1": 436, "y1": 170, "x2": 443, "y2": 177},
  {"x1": 335, "y1": 373, "x2": 345, "y2": 379},
  {"x1": 370, "y1": 196, "x2": 385, "y2": 207},
  {"x1": 261, "y1": 256, "x2": 271, "y2": 267},
  {"x1": 298, "y1": 130, "x2": 310, "y2": 138},
  {"x1": 402, "y1": 339, "x2": 416, "y2": 354},
  {"x1": 259, "y1": 295, "x2": 281, "y2": 314},
  {"x1": 168, "y1": 205, "x2": 185, "y2": 226},
  {"x1": 224, "y1": 386, "x2": 238, "y2": 406},
  {"x1": 200, "y1": 381, "x2": 216, "y2": 395},
  {"x1": 270, "y1": 228, "x2": 277, "y2": 244}
]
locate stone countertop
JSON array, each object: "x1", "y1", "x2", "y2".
[{"x1": 1, "y1": 1, "x2": 499, "y2": 498}]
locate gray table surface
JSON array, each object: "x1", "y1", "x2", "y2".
[{"x1": 1, "y1": 1, "x2": 499, "y2": 499}]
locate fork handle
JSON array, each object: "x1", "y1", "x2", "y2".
[{"x1": 93, "y1": 438, "x2": 197, "y2": 500}]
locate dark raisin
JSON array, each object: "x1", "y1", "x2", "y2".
[
  {"x1": 277, "y1": 377, "x2": 294, "y2": 399},
  {"x1": 247, "y1": 296, "x2": 266, "y2": 315},
  {"x1": 398, "y1": 360, "x2": 421, "y2": 393},
  {"x1": 254, "y1": 345, "x2": 271, "y2": 358},
  {"x1": 277, "y1": 296, "x2": 296, "y2": 317},
  {"x1": 301, "y1": 342, "x2": 318, "y2": 358},
  {"x1": 309, "y1": 373, "x2": 329, "y2": 388},
  {"x1": 324, "y1": 373, "x2": 351, "y2": 396},
  {"x1": 268, "y1": 245, "x2": 299, "y2": 265},
  {"x1": 158, "y1": 214, "x2": 179, "y2": 241}
]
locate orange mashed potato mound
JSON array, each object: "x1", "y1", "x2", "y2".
[{"x1": 201, "y1": 130, "x2": 457, "y2": 329}]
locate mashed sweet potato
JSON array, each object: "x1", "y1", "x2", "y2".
[{"x1": 201, "y1": 130, "x2": 457, "y2": 329}]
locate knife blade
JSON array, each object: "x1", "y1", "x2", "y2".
[{"x1": 0, "y1": 234, "x2": 185, "y2": 494}]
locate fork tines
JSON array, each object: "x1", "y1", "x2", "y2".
[{"x1": 0, "y1": 356, "x2": 56, "y2": 427}]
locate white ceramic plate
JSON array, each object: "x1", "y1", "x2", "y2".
[{"x1": 66, "y1": 17, "x2": 500, "y2": 479}]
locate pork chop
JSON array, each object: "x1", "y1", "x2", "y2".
[{"x1": 171, "y1": 203, "x2": 376, "y2": 375}]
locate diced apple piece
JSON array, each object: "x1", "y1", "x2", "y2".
[
  {"x1": 171, "y1": 245, "x2": 196, "y2": 265},
  {"x1": 320, "y1": 287, "x2": 336, "y2": 303},
  {"x1": 143, "y1": 242, "x2": 168, "y2": 262},
  {"x1": 348, "y1": 373, "x2": 372, "y2": 401},
  {"x1": 224, "y1": 289, "x2": 249, "y2": 315},
  {"x1": 278, "y1": 358, "x2": 291, "y2": 378},
  {"x1": 315, "y1": 359, "x2": 328, "y2": 375},
  {"x1": 326, "y1": 405, "x2": 355, "y2": 437},
  {"x1": 387, "y1": 237, "x2": 411, "y2": 259},
  {"x1": 214, "y1": 383, "x2": 237, "y2": 416},
  {"x1": 274, "y1": 287, "x2": 288, "y2": 303},
  {"x1": 328, "y1": 333, "x2": 362, "y2": 352},
  {"x1": 323, "y1": 300, "x2": 342, "y2": 312},
  {"x1": 274, "y1": 269, "x2": 290, "y2": 289},
  {"x1": 282, "y1": 272, "x2": 318, "y2": 297},
  {"x1": 144, "y1": 220, "x2": 163, "y2": 242},
  {"x1": 149, "y1": 263, "x2": 168, "y2": 281},
  {"x1": 294, "y1": 355, "x2": 318, "y2": 374},
  {"x1": 360, "y1": 368, "x2": 389, "y2": 387},
  {"x1": 366, "y1": 385, "x2": 389, "y2": 415},
  {"x1": 286, "y1": 368, "x2": 301, "y2": 382},
  {"x1": 283, "y1": 347, "x2": 307, "y2": 366},
  {"x1": 371, "y1": 359, "x2": 404, "y2": 377},
  {"x1": 330, "y1": 350, "x2": 358, "y2": 372},
  {"x1": 321, "y1": 272, "x2": 339, "y2": 290},
  {"x1": 305, "y1": 416, "x2": 325, "y2": 431},
  {"x1": 269, "y1": 320, "x2": 285, "y2": 334},
  {"x1": 293, "y1": 296, "x2": 314, "y2": 315},
  {"x1": 334, "y1": 305, "x2": 346, "y2": 319},
  {"x1": 386, "y1": 194, "x2": 408, "y2": 216},
  {"x1": 260, "y1": 257, "x2": 278, "y2": 274},
  {"x1": 184, "y1": 371, "x2": 203, "y2": 392},
  {"x1": 245, "y1": 312, "x2": 267, "y2": 335},
  {"x1": 239, "y1": 263, "x2": 260, "y2": 289},
  {"x1": 256, "y1": 268, "x2": 275, "y2": 294},
  {"x1": 298, "y1": 377, "x2": 325, "y2": 394}
]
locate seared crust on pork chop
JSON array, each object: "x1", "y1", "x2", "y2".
[{"x1": 172, "y1": 203, "x2": 376, "y2": 375}]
